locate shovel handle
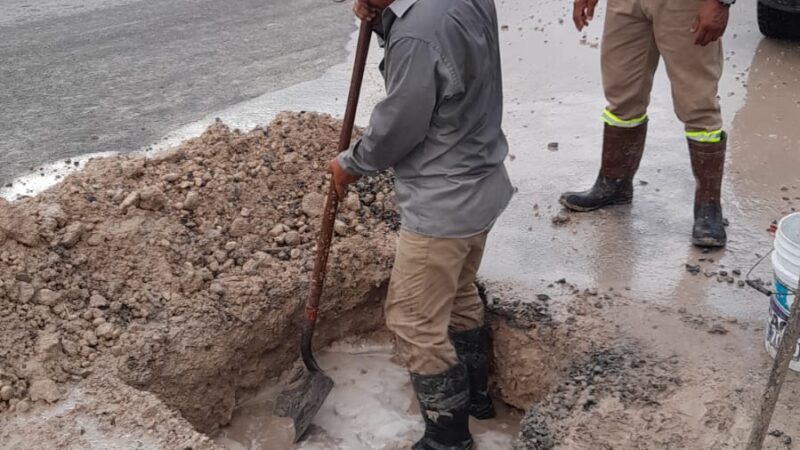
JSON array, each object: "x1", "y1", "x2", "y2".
[{"x1": 301, "y1": 20, "x2": 373, "y2": 367}]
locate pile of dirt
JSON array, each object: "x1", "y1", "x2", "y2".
[{"x1": 0, "y1": 112, "x2": 399, "y2": 433}]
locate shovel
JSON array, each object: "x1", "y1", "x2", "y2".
[{"x1": 272, "y1": 19, "x2": 373, "y2": 443}]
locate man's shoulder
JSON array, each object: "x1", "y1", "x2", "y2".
[
  {"x1": 391, "y1": 0, "x2": 494, "y2": 46},
  {"x1": 390, "y1": 0, "x2": 457, "y2": 44}
]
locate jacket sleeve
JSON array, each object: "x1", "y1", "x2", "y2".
[{"x1": 338, "y1": 38, "x2": 441, "y2": 176}]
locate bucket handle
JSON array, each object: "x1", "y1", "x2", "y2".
[
  {"x1": 746, "y1": 248, "x2": 799, "y2": 299},
  {"x1": 746, "y1": 249, "x2": 775, "y2": 297}
]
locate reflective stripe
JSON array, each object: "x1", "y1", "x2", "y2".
[
  {"x1": 601, "y1": 109, "x2": 647, "y2": 128},
  {"x1": 686, "y1": 129, "x2": 723, "y2": 143}
]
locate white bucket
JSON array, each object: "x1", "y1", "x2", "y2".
[
  {"x1": 764, "y1": 213, "x2": 800, "y2": 372},
  {"x1": 771, "y1": 213, "x2": 800, "y2": 313}
]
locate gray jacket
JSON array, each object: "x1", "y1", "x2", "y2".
[{"x1": 339, "y1": 0, "x2": 513, "y2": 238}]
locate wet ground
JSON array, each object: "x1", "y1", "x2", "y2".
[
  {"x1": 214, "y1": 338, "x2": 521, "y2": 450},
  {"x1": 3, "y1": 0, "x2": 800, "y2": 448}
]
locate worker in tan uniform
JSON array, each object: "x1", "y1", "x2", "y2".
[
  {"x1": 561, "y1": 0, "x2": 734, "y2": 247},
  {"x1": 330, "y1": 0, "x2": 513, "y2": 448}
]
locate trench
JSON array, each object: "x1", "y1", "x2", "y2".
[
  {"x1": 121, "y1": 280, "x2": 564, "y2": 449},
  {"x1": 214, "y1": 339, "x2": 523, "y2": 450}
]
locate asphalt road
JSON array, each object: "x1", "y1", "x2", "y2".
[{"x1": 0, "y1": 0, "x2": 354, "y2": 186}]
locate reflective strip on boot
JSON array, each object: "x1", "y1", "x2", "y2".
[
  {"x1": 686, "y1": 129, "x2": 723, "y2": 143},
  {"x1": 601, "y1": 108, "x2": 647, "y2": 128}
]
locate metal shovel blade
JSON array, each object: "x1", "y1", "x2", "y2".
[{"x1": 272, "y1": 367, "x2": 334, "y2": 442}]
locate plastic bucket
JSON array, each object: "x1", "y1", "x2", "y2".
[
  {"x1": 764, "y1": 213, "x2": 800, "y2": 372},
  {"x1": 771, "y1": 212, "x2": 800, "y2": 313},
  {"x1": 765, "y1": 295, "x2": 800, "y2": 372}
]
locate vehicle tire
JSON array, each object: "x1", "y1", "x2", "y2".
[{"x1": 758, "y1": 1, "x2": 800, "y2": 41}]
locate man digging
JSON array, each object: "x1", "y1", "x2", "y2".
[{"x1": 328, "y1": 0, "x2": 514, "y2": 448}]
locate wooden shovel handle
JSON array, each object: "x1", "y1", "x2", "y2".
[{"x1": 303, "y1": 21, "x2": 372, "y2": 335}]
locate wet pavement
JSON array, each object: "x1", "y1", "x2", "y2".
[
  {"x1": 482, "y1": 0, "x2": 800, "y2": 321},
  {"x1": 0, "y1": 0, "x2": 354, "y2": 187}
]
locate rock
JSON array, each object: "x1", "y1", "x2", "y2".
[
  {"x1": 243, "y1": 259, "x2": 259, "y2": 274},
  {"x1": 552, "y1": 212, "x2": 571, "y2": 226},
  {"x1": 36, "y1": 289, "x2": 61, "y2": 307},
  {"x1": 290, "y1": 249, "x2": 301, "y2": 259},
  {"x1": 89, "y1": 294, "x2": 108, "y2": 308},
  {"x1": 284, "y1": 231, "x2": 301, "y2": 246},
  {"x1": 36, "y1": 332, "x2": 61, "y2": 359},
  {"x1": 209, "y1": 283, "x2": 226, "y2": 296},
  {"x1": 96, "y1": 323, "x2": 114, "y2": 339},
  {"x1": 40, "y1": 203, "x2": 68, "y2": 229},
  {"x1": 302, "y1": 192, "x2": 325, "y2": 218},
  {"x1": 163, "y1": 172, "x2": 181, "y2": 182},
  {"x1": 0, "y1": 208, "x2": 41, "y2": 247},
  {"x1": 269, "y1": 224, "x2": 285, "y2": 237},
  {"x1": 15, "y1": 400, "x2": 30, "y2": 413},
  {"x1": 345, "y1": 192, "x2": 361, "y2": 211},
  {"x1": 83, "y1": 330, "x2": 98, "y2": 347},
  {"x1": 183, "y1": 191, "x2": 200, "y2": 210},
  {"x1": 29, "y1": 379, "x2": 60, "y2": 403},
  {"x1": 120, "y1": 191, "x2": 140, "y2": 212},
  {"x1": 708, "y1": 324, "x2": 728, "y2": 335},
  {"x1": 229, "y1": 217, "x2": 250, "y2": 237},
  {"x1": 87, "y1": 233, "x2": 104, "y2": 246},
  {"x1": 17, "y1": 282, "x2": 35, "y2": 303},
  {"x1": 139, "y1": 186, "x2": 166, "y2": 211},
  {"x1": 0, "y1": 385, "x2": 13, "y2": 401},
  {"x1": 334, "y1": 220, "x2": 348, "y2": 236}
]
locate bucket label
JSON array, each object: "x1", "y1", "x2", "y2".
[
  {"x1": 774, "y1": 275, "x2": 796, "y2": 313},
  {"x1": 765, "y1": 300, "x2": 800, "y2": 371}
]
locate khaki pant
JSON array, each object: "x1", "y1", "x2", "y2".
[
  {"x1": 602, "y1": 0, "x2": 723, "y2": 132},
  {"x1": 385, "y1": 230, "x2": 488, "y2": 375}
]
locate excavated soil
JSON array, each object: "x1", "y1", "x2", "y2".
[{"x1": 0, "y1": 112, "x2": 400, "y2": 443}]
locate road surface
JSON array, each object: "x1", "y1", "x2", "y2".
[{"x1": 0, "y1": 0, "x2": 354, "y2": 186}]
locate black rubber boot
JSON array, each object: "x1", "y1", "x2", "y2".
[
  {"x1": 450, "y1": 327, "x2": 495, "y2": 420},
  {"x1": 560, "y1": 121, "x2": 648, "y2": 212},
  {"x1": 411, "y1": 364, "x2": 474, "y2": 450},
  {"x1": 688, "y1": 134, "x2": 727, "y2": 248}
]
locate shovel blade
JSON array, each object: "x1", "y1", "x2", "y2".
[{"x1": 273, "y1": 369, "x2": 334, "y2": 442}]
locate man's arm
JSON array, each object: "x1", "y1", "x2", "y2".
[{"x1": 337, "y1": 38, "x2": 440, "y2": 177}]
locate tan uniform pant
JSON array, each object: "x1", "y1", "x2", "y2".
[
  {"x1": 385, "y1": 230, "x2": 487, "y2": 375},
  {"x1": 602, "y1": 0, "x2": 723, "y2": 132}
]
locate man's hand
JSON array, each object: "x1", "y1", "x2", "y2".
[
  {"x1": 328, "y1": 157, "x2": 360, "y2": 199},
  {"x1": 353, "y1": 0, "x2": 378, "y2": 22},
  {"x1": 692, "y1": 0, "x2": 729, "y2": 46},
  {"x1": 573, "y1": 0, "x2": 599, "y2": 31}
]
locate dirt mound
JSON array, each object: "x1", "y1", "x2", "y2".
[{"x1": 0, "y1": 112, "x2": 399, "y2": 432}]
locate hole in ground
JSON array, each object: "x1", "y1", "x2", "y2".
[{"x1": 214, "y1": 335, "x2": 522, "y2": 450}]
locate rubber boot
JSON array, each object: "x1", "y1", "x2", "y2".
[
  {"x1": 450, "y1": 327, "x2": 495, "y2": 420},
  {"x1": 560, "y1": 121, "x2": 648, "y2": 211},
  {"x1": 411, "y1": 364, "x2": 474, "y2": 450},
  {"x1": 688, "y1": 134, "x2": 727, "y2": 248}
]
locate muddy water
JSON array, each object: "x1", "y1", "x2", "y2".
[{"x1": 214, "y1": 340, "x2": 520, "y2": 450}]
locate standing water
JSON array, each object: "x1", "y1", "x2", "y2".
[{"x1": 214, "y1": 339, "x2": 520, "y2": 450}]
